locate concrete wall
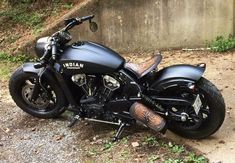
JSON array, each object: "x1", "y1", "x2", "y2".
[
  {"x1": 72, "y1": 0, "x2": 234, "y2": 52},
  {"x1": 19, "y1": 0, "x2": 234, "y2": 56}
]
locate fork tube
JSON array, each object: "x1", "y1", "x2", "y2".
[{"x1": 54, "y1": 71, "x2": 78, "y2": 107}]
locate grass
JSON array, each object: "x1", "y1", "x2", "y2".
[
  {"x1": 147, "y1": 155, "x2": 160, "y2": 163},
  {"x1": 0, "y1": 52, "x2": 32, "y2": 80},
  {"x1": 63, "y1": 2, "x2": 74, "y2": 9},
  {"x1": 187, "y1": 153, "x2": 207, "y2": 163},
  {"x1": 88, "y1": 147, "x2": 99, "y2": 157},
  {"x1": 209, "y1": 35, "x2": 235, "y2": 52},
  {"x1": 0, "y1": 52, "x2": 30, "y2": 63},
  {"x1": 168, "y1": 142, "x2": 185, "y2": 153},
  {"x1": 0, "y1": 5, "x2": 43, "y2": 27},
  {"x1": 143, "y1": 135, "x2": 158, "y2": 146},
  {"x1": 0, "y1": 61, "x2": 20, "y2": 80},
  {"x1": 33, "y1": 24, "x2": 43, "y2": 35},
  {"x1": 103, "y1": 141, "x2": 115, "y2": 151},
  {"x1": 0, "y1": 0, "x2": 76, "y2": 40},
  {"x1": 78, "y1": 126, "x2": 208, "y2": 163},
  {"x1": 4, "y1": 35, "x2": 21, "y2": 44}
]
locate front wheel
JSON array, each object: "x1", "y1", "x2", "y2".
[
  {"x1": 9, "y1": 67, "x2": 66, "y2": 118},
  {"x1": 166, "y1": 77, "x2": 225, "y2": 139}
]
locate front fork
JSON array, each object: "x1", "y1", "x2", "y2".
[
  {"x1": 30, "y1": 68, "x2": 48, "y2": 101},
  {"x1": 29, "y1": 78, "x2": 40, "y2": 101}
]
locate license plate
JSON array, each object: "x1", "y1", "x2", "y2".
[{"x1": 192, "y1": 95, "x2": 202, "y2": 115}]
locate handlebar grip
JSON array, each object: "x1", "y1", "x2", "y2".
[
  {"x1": 52, "y1": 44, "x2": 57, "y2": 56},
  {"x1": 81, "y1": 15, "x2": 94, "y2": 22},
  {"x1": 51, "y1": 41, "x2": 57, "y2": 60},
  {"x1": 39, "y1": 49, "x2": 49, "y2": 61}
]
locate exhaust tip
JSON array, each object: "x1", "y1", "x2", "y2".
[{"x1": 130, "y1": 102, "x2": 166, "y2": 132}]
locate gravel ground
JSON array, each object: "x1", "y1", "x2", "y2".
[{"x1": 0, "y1": 84, "x2": 82, "y2": 162}]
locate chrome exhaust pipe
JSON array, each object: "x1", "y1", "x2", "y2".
[{"x1": 130, "y1": 102, "x2": 166, "y2": 132}]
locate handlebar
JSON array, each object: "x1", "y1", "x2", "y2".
[
  {"x1": 64, "y1": 14, "x2": 94, "y2": 31},
  {"x1": 34, "y1": 15, "x2": 95, "y2": 69}
]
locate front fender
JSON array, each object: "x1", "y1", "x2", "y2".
[
  {"x1": 22, "y1": 62, "x2": 69, "y2": 106},
  {"x1": 151, "y1": 64, "x2": 206, "y2": 88},
  {"x1": 22, "y1": 62, "x2": 59, "y2": 84},
  {"x1": 22, "y1": 62, "x2": 42, "y2": 74}
]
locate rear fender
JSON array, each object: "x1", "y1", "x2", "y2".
[{"x1": 151, "y1": 64, "x2": 206, "y2": 90}]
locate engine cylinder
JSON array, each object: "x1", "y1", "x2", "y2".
[{"x1": 130, "y1": 102, "x2": 166, "y2": 132}]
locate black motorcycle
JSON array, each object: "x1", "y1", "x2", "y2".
[{"x1": 9, "y1": 15, "x2": 225, "y2": 140}]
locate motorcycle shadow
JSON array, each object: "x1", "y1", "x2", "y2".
[
  {"x1": 14, "y1": 113, "x2": 70, "y2": 130},
  {"x1": 14, "y1": 113, "x2": 158, "y2": 141},
  {"x1": 71, "y1": 120, "x2": 154, "y2": 141}
]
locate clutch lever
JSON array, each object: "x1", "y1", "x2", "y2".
[{"x1": 34, "y1": 47, "x2": 50, "y2": 69}]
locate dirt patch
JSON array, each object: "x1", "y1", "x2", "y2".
[{"x1": 78, "y1": 125, "x2": 206, "y2": 163}]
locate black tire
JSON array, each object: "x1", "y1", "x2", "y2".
[
  {"x1": 168, "y1": 77, "x2": 225, "y2": 139},
  {"x1": 9, "y1": 67, "x2": 66, "y2": 118}
]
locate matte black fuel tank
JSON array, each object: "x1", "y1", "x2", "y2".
[{"x1": 59, "y1": 41, "x2": 125, "y2": 74}]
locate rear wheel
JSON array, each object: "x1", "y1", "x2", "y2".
[
  {"x1": 161, "y1": 77, "x2": 225, "y2": 139},
  {"x1": 9, "y1": 67, "x2": 66, "y2": 118}
]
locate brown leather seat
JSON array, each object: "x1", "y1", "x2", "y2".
[{"x1": 125, "y1": 54, "x2": 162, "y2": 78}]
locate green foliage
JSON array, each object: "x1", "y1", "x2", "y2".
[
  {"x1": 187, "y1": 153, "x2": 206, "y2": 163},
  {"x1": 5, "y1": 35, "x2": 21, "y2": 44},
  {"x1": 143, "y1": 136, "x2": 158, "y2": 146},
  {"x1": 0, "y1": 6, "x2": 43, "y2": 27},
  {"x1": 164, "y1": 158, "x2": 184, "y2": 163},
  {"x1": 0, "y1": 52, "x2": 30, "y2": 63},
  {"x1": 168, "y1": 142, "x2": 185, "y2": 153},
  {"x1": 33, "y1": 24, "x2": 43, "y2": 35},
  {"x1": 103, "y1": 141, "x2": 114, "y2": 151},
  {"x1": 210, "y1": 35, "x2": 235, "y2": 52},
  {"x1": 120, "y1": 137, "x2": 128, "y2": 144},
  {"x1": 147, "y1": 155, "x2": 160, "y2": 163},
  {"x1": 164, "y1": 154, "x2": 206, "y2": 163},
  {"x1": 0, "y1": 63, "x2": 12, "y2": 80},
  {"x1": 120, "y1": 150, "x2": 130, "y2": 159},
  {"x1": 88, "y1": 147, "x2": 98, "y2": 156},
  {"x1": 63, "y1": 2, "x2": 74, "y2": 9},
  {"x1": 5, "y1": 0, "x2": 42, "y2": 6}
]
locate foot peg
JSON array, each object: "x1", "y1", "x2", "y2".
[{"x1": 68, "y1": 115, "x2": 80, "y2": 127}]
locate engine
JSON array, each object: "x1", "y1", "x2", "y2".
[
  {"x1": 71, "y1": 74, "x2": 97, "y2": 96},
  {"x1": 72, "y1": 74, "x2": 120, "y2": 97},
  {"x1": 71, "y1": 74, "x2": 120, "y2": 119}
]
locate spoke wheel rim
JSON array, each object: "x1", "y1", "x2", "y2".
[
  {"x1": 161, "y1": 85, "x2": 211, "y2": 130},
  {"x1": 21, "y1": 77, "x2": 57, "y2": 112}
]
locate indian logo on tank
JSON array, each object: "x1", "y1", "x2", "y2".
[{"x1": 63, "y1": 62, "x2": 84, "y2": 69}]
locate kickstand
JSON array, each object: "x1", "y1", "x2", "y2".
[
  {"x1": 68, "y1": 115, "x2": 80, "y2": 127},
  {"x1": 113, "y1": 123, "x2": 126, "y2": 142}
]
